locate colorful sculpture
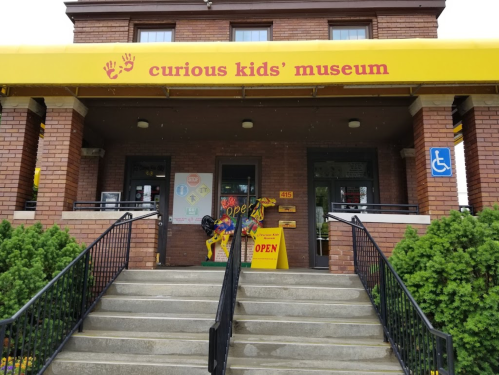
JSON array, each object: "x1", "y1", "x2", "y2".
[{"x1": 202, "y1": 197, "x2": 276, "y2": 260}]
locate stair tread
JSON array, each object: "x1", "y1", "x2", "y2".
[
  {"x1": 233, "y1": 334, "x2": 390, "y2": 347},
  {"x1": 101, "y1": 295, "x2": 219, "y2": 301},
  {"x1": 237, "y1": 298, "x2": 372, "y2": 305},
  {"x1": 75, "y1": 330, "x2": 208, "y2": 341},
  {"x1": 89, "y1": 311, "x2": 215, "y2": 319},
  {"x1": 241, "y1": 284, "x2": 365, "y2": 290},
  {"x1": 113, "y1": 281, "x2": 222, "y2": 286},
  {"x1": 228, "y1": 357, "x2": 403, "y2": 372},
  {"x1": 234, "y1": 314, "x2": 380, "y2": 324},
  {"x1": 55, "y1": 351, "x2": 207, "y2": 366}
]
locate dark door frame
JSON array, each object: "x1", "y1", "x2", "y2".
[
  {"x1": 124, "y1": 156, "x2": 171, "y2": 265},
  {"x1": 307, "y1": 148, "x2": 380, "y2": 268}
]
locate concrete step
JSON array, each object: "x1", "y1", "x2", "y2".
[
  {"x1": 230, "y1": 335, "x2": 393, "y2": 361},
  {"x1": 46, "y1": 352, "x2": 207, "y2": 375},
  {"x1": 96, "y1": 295, "x2": 219, "y2": 314},
  {"x1": 233, "y1": 315, "x2": 383, "y2": 339},
  {"x1": 66, "y1": 331, "x2": 208, "y2": 356},
  {"x1": 117, "y1": 268, "x2": 225, "y2": 283},
  {"x1": 236, "y1": 298, "x2": 376, "y2": 319},
  {"x1": 238, "y1": 284, "x2": 370, "y2": 302},
  {"x1": 84, "y1": 312, "x2": 214, "y2": 333},
  {"x1": 241, "y1": 270, "x2": 363, "y2": 288},
  {"x1": 107, "y1": 281, "x2": 222, "y2": 297},
  {"x1": 227, "y1": 357, "x2": 404, "y2": 374},
  {"x1": 96, "y1": 295, "x2": 376, "y2": 319}
]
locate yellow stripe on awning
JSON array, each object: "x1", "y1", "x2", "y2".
[{"x1": 0, "y1": 39, "x2": 499, "y2": 87}]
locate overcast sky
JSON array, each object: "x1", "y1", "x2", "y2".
[{"x1": 1, "y1": 0, "x2": 498, "y2": 205}]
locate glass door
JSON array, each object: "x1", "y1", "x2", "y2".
[
  {"x1": 125, "y1": 157, "x2": 170, "y2": 265},
  {"x1": 335, "y1": 181, "x2": 373, "y2": 213},
  {"x1": 314, "y1": 182, "x2": 330, "y2": 266}
]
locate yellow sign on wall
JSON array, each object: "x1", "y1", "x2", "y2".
[
  {"x1": 0, "y1": 40, "x2": 499, "y2": 86},
  {"x1": 279, "y1": 191, "x2": 294, "y2": 199},
  {"x1": 251, "y1": 228, "x2": 289, "y2": 270}
]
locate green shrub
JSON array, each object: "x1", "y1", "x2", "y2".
[
  {"x1": 390, "y1": 207, "x2": 499, "y2": 375},
  {"x1": 0, "y1": 220, "x2": 85, "y2": 320}
]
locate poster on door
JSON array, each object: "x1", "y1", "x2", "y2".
[{"x1": 172, "y1": 173, "x2": 213, "y2": 224}]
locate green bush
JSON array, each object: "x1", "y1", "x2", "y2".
[
  {"x1": 0, "y1": 220, "x2": 85, "y2": 320},
  {"x1": 390, "y1": 207, "x2": 499, "y2": 375}
]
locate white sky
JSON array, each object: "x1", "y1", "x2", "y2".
[{"x1": 1, "y1": 0, "x2": 498, "y2": 205}]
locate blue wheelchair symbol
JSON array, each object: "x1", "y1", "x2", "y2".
[{"x1": 430, "y1": 148, "x2": 452, "y2": 177}]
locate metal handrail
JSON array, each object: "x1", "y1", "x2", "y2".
[
  {"x1": 325, "y1": 213, "x2": 455, "y2": 375},
  {"x1": 208, "y1": 214, "x2": 243, "y2": 375},
  {"x1": 74, "y1": 201, "x2": 159, "y2": 211},
  {"x1": 0, "y1": 211, "x2": 159, "y2": 375},
  {"x1": 331, "y1": 202, "x2": 419, "y2": 215}
]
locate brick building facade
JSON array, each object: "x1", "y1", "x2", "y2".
[{"x1": 1, "y1": 0, "x2": 498, "y2": 273}]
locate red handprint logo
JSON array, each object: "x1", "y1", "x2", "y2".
[
  {"x1": 103, "y1": 61, "x2": 119, "y2": 80},
  {"x1": 120, "y1": 53, "x2": 135, "y2": 73},
  {"x1": 103, "y1": 54, "x2": 136, "y2": 80}
]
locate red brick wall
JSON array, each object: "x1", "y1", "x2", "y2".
[
  {"x1": 0, "y1": 107, "x2": 41, "y2": 219},
  {"x1": 11, "y1": 218, "x2": 157, "y2": 270},
  {"x1": 378, "y1": 145, "x2": 406, "y2": 204},
  {"x1": 413, "y1": 107, "x2": 458, "y2": 216},
  {"x1": 99, "y1": 140, "x2": 406, "y2": 267},
  {"x1": 37, "y1": 109, "x2": 84, "y2": 222},
  {"x1": 75, "y1": 13, "x2": 436, "y2": 43},
  {"x1": 377, "y1": 14, "x2": 438, "y2": 39},
  {"x1": 77, "y1": 156, "x2": 100, "y2": 202},
  {"x1": 74, "y1": 19, "x2": 130, "y2": 43},
  {"x1": 328, "y1": 221, "x2": 428, "y2": 274},
  {"x1": 405, "y1": 157, "x2": 418, "y2": 205},
  {"x1": 462, "y1": 106, "x2": 499, "y2": 212}
]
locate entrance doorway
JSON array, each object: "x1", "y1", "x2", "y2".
[
  {"x1": 125, "y1": 157, "x2": 171, "y2": 265},
  {"x1": 308, "y1": 150, "x2": 378, "y2": 268}
]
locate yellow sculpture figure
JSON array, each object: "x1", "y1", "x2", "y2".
[{"x1": 202, "y1": 197, "x2": 277, "y2": 261}]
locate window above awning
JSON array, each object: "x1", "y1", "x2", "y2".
[{"x1": 0, "y1": 39, "x2": 498, "y2": 88}]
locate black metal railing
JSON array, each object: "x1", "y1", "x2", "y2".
[
  {"x1": 459, "y1": 205, "x2": 474, "y2": 216},
  {"x1": 74, "y1": 201, "x2": 158, "y2": 211},
  {"x1": 338, "y1": 214, "x2": 454, "y2": 375},
  {"x1": 0, "y1": 211, "x2": 159, "y2": 375},
  {"x1": 208, "y1": 214, "x2": 243, "y2": 375},
  {"x1": 331, "y1": 202, "x2": 419, "y2": 215},
  {"x1": 25, "y1": 201, "x2": 37, "y2": 211}
]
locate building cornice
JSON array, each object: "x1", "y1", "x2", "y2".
[
  {"x1": 65, "y1": 0, "x2": 445, "y2": 19},
  {"x1": 0, "y1": 97, "x2": 45, "y2": 117}
]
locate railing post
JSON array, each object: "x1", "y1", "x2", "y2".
[
  {"x1": 79, "y1": 251, "x2": 91, "y2": 332},
  {"x1": 351, "y1": 218, "x2": 358, "y2": 274},
  {"x1": 378, "y1": 254, "x2": 388, "y2": 342},
  {"x1": 446, "y1": 335, "x2": 455, "y2": 375},
  {"x1": 126, "y1": 220, "x2": 133, "y2": 270}
]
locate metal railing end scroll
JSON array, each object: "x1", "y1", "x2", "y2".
[
  {"x1": 208, "y1": 213, "x2": 243, "y2": 375},
  {"x1": 325, "y1": 212, "x2": 455, "y2": 375}
]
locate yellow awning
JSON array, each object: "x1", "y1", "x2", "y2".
[{"x1": 0, "y1": 39, "x2": 498, "y2": 87}]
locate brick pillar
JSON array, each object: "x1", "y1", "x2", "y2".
[
  {"x1": 409, "y1": 95, "x2": 459, "y2": 216},
  {"x1": 77, "y1": 149, "x2": 105, "y2": 202},
  {"x1": 0, "y1": 98, "x2": 44, "y2": 219},
  {"x1": 400, "y1": 148, "x2": 418, "y2": 205},
  {"x1": 459, "y1": 95, "x2": 499, "y2": 213},
  {"x1": 36, "y1": 98, "x2": 88, "y2": 222}
]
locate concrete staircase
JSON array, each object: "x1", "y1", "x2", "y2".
[{"x1": 46, "y1": 268, "x2": 403, "y2": 375}]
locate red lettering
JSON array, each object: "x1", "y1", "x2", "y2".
[
  {"x1": 191, "y1": 66, "x2": 203, "y2": 76},
  {"x1": 218, "y1": 66, "x2": 227, "y2": 76},
  {"x1": 205, "y1": 66, "x2": 216, "y2": 76},
  {"x1": 236, "y1": 63, "x2": 248, "y2": 76},
  {"x1": 265, "y1": 244, "x2": 271, "y2": 253},
  {"x1": 184, "y1": 62, "x2": 190, "y2": 77},
  {"x1": 342, "y1": 65, "x2": 352, "y2": 75},
  {"x1": 354, "y1": 65, "x2": 367, "y2": 75},
  {"x1": 256, "y1": 62, "x2": 269, "y2": 76},
  {"x1": 330, "y1": 65, "x2": 340, "y2": 76},
  {"x1": 174, "y1": 66, "x2": 182, "y2": 76},
  {"x1": 272, "y1": 244, "x2": 277, "y2": 252},
  {"x1": 149, "y1": 66, "x2": 160, "y2": 77},
  {"x1": 316, "y1": 65, "x2": 329, "y2": 76},
  {"x1": 161, "y1": 66, "x2": 174, "y2": 76},
  {"x1": 255, "y1": 244, "x2": 261, "y2": 252},
  {"x1": 270, "y1": 66, "x2": 280, "y2": 76},
  {"x1": 249, "y1": 62, "x2": 256, "y2": 76}
]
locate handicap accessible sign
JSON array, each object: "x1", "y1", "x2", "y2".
[{"x1": 430, "y1": 148, "x2": 452, "y2": 177}]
